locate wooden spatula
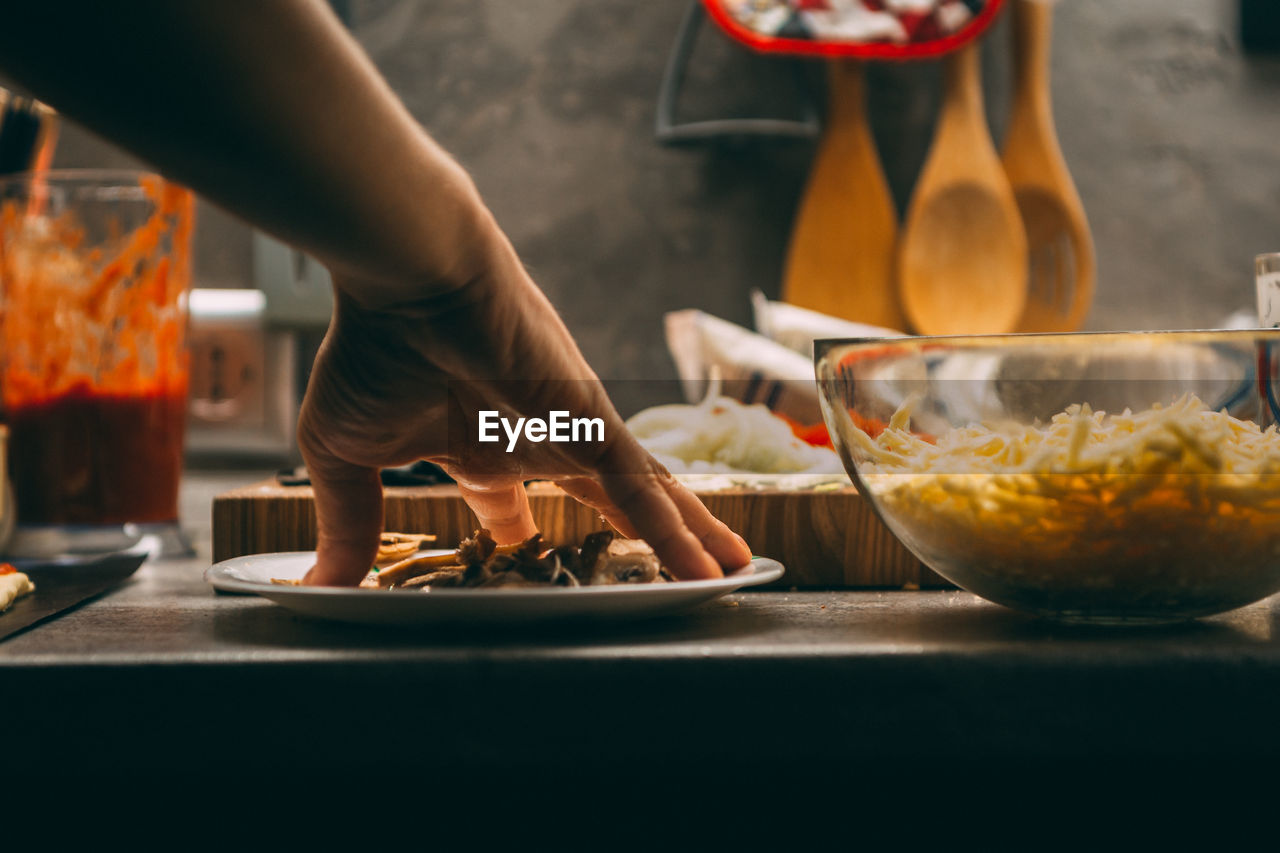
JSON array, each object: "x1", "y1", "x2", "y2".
[
  {"x1": 899, "y1": 42, "x2": 1027, "y2": 335},
  {"x1": 1001, "y1": 0, "x2": 1095, "y2": 332},
  {"x1": 782, "y1": 61, "x2": 903, "y2": 330}
]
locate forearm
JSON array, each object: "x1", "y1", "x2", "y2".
[{"x1": 0, "y1": 0, "x2": 495, "y2": 303}]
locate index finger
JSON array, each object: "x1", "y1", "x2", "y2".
[
  {"x1": 593, "y1": 438, "x2": 745, "y2": 580},
  {"x1": 557, "y1": 473, "x2": 751, "y2": 571},
  {"x1": 300, "y1": 444, "x2": 384, "y2": 587}
]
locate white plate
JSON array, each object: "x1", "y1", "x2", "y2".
[{"x1": 205, "y1": 551, "x2": 784, "y2": 626}]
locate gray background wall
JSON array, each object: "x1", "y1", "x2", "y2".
[{"x1": 48, "y1": 0, "x2": 1280, "y2": 399}]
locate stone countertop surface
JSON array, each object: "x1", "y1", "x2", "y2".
[{"x1": 6, "y1": 471, "x2": 1280, "y2": 778}]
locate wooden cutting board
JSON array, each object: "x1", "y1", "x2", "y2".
[{"x1": 211, "y1": 480, "x2": 946, "y2": 589}]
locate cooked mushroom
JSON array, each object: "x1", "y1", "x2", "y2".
[
  {"x1": 457, "y1": 528, "x2": 498, "y2": 567},
  {"x1": 399, "y1": 568, "x2": 465, "y2": 588},
  {"x1": 479, "y1": 570, "x2": 536, "y2": 588},
  {"x1": 357, "y1": 527, "x2": 673, "y2": 590},
  {"x1": 574, "y1": 530, "x2": 615, "y2": 584},
  {"x1": 545, "y1": 553, "x2": 580, "y2": 587},
  {"x1": 589, "y1": 538, "x2": 665, "y2": 585}
]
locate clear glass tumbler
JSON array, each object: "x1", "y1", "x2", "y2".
[{"x1": 0, "y1": 170, "x2": 194, "y2": 557}]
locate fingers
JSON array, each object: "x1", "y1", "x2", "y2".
[
  {"x1": 535, "y1": 382, "x2": 751, "y2": 576},
  {"x1": 597, "y1": 470, "x2": 720, "y2": 580},
  {"x1": 455, "y1": 480, "x2": 538, "y2": 545},
  {"x1": 555, "y1": 477, "x2": 641, "y2": 538},
  {"x1": 586, "y1": 440, "x2": 739, "y2": 580},
  {"x1": 561, "y1": 470, "x2": 752, "y2": 577},
  {"x1": 301, "y1": 448, "x2": 384, "y2": 587},
  {"x1": 656, "y1": 477, "x2": 753, "y2": 569}
]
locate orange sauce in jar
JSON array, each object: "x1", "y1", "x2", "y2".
[{"x1": 0, "y1": 176, "x2": 193, "y2": 525}]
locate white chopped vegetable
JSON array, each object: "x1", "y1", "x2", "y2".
[{"x1": 626, "y1": 393, "x2": 847, "y2": 489}]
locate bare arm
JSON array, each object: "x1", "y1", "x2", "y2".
[
  {"x1": 0, "y1": 0, "x2": 488, "y2": 302},
  {"x1": 0, "y1": 0, "x2": 752, "y2": 583}
]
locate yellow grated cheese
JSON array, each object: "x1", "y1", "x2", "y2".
[{"x1": 841, "y1": 394, "x2": 1280, "y2": 614}]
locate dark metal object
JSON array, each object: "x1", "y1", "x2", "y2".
[
  {"x1": 655, "y1": 1, "x2": 820, "y2": 145},
  {"x1": 0, "y1": 550, "x2": 145, "y2": 643},
  {"x1": 276, "y1": 460, "x2": 454, "y2": 488},
  {"x1": 0, "y1": 91, "x2": 57, "y2": 175}
]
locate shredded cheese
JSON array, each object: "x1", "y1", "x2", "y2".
[{"x1": 842, "y1": 394, "x2": 1280, "y2": 617}]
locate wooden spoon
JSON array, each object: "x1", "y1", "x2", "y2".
[
  {"x1": 1001, "y1": 0, "x2": 1095, "y2": 332},
  {"x1": 782, "y1": 60, "x2": 904, "y2": 330},
  {"x1": 899, "y1": 43, "x2": 1026, "y2": 336}
]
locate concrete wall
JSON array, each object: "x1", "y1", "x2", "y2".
[{"x1": 48, "y1": 0, "x2": 1280, "y2": 397}]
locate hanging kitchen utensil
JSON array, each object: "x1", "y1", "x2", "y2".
[
  {"x1": 1000, "y1": 0, "x2": 1094, "y2": 332},
  {"x1": 698, "y1": 1, "x2": 1005, "y2": 328},
  {"x1": 783, "y1": 58, "x2": 902, "y2": 327},
  {"x1": 898, "y1": 40, "x2": 1027, "y2": 335}
]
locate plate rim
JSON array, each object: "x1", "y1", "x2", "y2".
[{"x1": 205, "y1": 551, "x2": 784, "y2": 599}]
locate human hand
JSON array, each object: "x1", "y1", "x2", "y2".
[{"x1": 297, "y1": 237, "x2": 751, "y2": 586}]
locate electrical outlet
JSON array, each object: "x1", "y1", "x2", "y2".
[
  {"x1": 186, "y1": 288, "x2": 298, "y2": 461},
  {"x1": 189, "y1": 323, "x2": 266, "y2": 428}
]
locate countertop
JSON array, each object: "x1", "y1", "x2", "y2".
[{"x1": 6, "y1": 470, "x2": 1280, "y2": 783}]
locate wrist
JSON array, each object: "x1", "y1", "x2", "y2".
[{"x1": 325, "y1": 160, "x2": 512, "y2": 310}]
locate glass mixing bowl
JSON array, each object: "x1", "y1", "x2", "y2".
[{"x1": 815, "y1": 330, "x2": 1280, "y2": 624}]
